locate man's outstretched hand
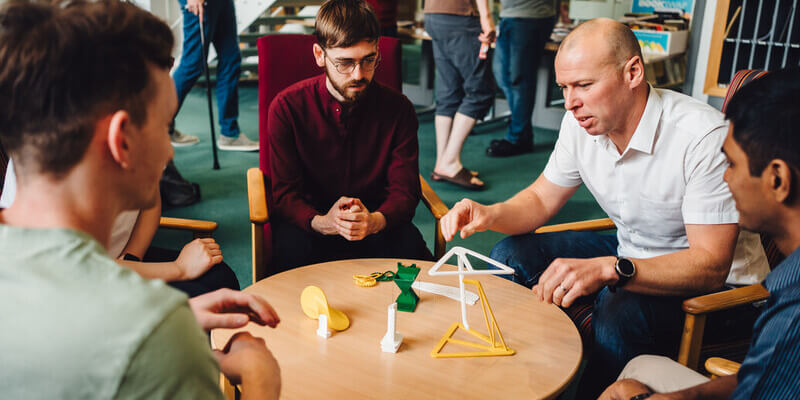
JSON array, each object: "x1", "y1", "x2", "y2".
[{"x1": 189, "y1": 288, "x2": 280, "y2": 331}]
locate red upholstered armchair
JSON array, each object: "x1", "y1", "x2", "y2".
[{"x1": 246, "y1": 34, "x2": 448, "y2": 284}]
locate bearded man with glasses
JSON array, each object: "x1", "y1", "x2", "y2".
[{"x1": 266, "y1": 0, "x2": 433, "y2": 274}]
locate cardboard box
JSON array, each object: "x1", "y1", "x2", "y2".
[
  {"x1": 633, "y1": 29, "x2": 689, "y2": 56},
  {"x1": 630, "y1": 0, "x2": 693, "y2": 56}
]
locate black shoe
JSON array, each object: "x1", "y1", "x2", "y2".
[
  {"x1": 486, "y1": 139, "x2": 533, "y2": 157},
  {"x1": 160, "y1": 160, "x2": 201, "y2": 209}
]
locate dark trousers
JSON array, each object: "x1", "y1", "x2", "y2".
[
  {"x1": 271, "y1": 219, "x2": 433, "y2": 276},
  {"x1": 424, "y1": 13, "x2": 495, "y2": 119},
  {"x1": 490, "y1": 231, "x2": 684, "y2": 399},
  {"x1": 143, "y1": 246, "x2": 240, "y2": 298},
  {"x1": 492, "y1": 17, "x2": 556, "y2": 146},
  {"x1": 173, "y1": 0, "x2": 241, "y2": 137}
]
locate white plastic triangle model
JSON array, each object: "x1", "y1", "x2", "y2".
[
  {"x1": 428, "y1": 246, "x2": 515, "y2": 276},
  {"x1": 428, "y1": 247, "x2": 514, "y2": 330}
]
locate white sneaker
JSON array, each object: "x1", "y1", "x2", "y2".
[
  {"x1": 217, "y1": 134, "x2": 259, "y2": 152},
  {"x1": 170, "y1": 129, "x2": 200, "y2": 147}
]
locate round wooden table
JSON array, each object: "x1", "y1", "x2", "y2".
[{"x1": 211, "y1": 258, "x2": 583, "y2": 399}]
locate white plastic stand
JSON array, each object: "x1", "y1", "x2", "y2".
[
  {"x1": 428, "y1": 246, "x2": 515, "y2": 330},
  {"x1": 412, "y1": 281, "x2": 479, "y2": 305},
  {"x1": 381, "y1": 303, "x2": 403, "y2": 353},
  {"x1": 317, "y1": 314, "x2": 332, "y2": 338}
]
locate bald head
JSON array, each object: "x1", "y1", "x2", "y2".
[{"x1": 559, "y1": 18, "x2": 643, "y2": 68}]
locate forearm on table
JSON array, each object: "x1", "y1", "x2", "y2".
[{"x1": 117, "y1": 259, "x2": 182, "y2": 281}]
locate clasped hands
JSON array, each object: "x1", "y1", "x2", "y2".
[{"x1": 312, "y1": 196, "x2": 386, "y2": 241}]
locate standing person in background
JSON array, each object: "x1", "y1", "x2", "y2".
[
  {"x1": 424, "y1": 0, "x2": 496, "y2": 190},
  {"x1": 172, "y1": 0, "x2": 259, "y2": 151},
  {"x1": 486, "y1": 0, "x2": 556, "y2": 157}
]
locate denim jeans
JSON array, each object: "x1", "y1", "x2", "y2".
[
  {"x1": 490, "y1": 230, "x2": 684, "y2": 398},
  {"x1": 492, "y1": 17, "x2": 555, "y2": 145},
  {"x1": 173, "y1": 0, "x2": 241, "y2": 137}
]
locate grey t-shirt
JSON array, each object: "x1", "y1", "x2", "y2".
[
  {"x1": 0, "y1": 225, "x2": 224, "y2": 399},
  {"x1": 500, "y1": 0, "x2": 556, "y2": 19}
]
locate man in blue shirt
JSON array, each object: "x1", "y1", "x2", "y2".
[{"x1": 600, "y1": 68, "x2": 800, "y2": 399}]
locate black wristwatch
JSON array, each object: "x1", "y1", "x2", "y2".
[{"x1": 610, "y1": 256, "x2": 636, "y2": 292}]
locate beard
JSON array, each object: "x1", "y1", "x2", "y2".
[{"x1": 324, "y1": 65, "x2": 371, "y2": 103}]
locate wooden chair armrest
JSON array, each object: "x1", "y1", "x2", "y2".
[
  {"x1": 419, "y1": 175, "x2": 449, "y2": 259},
  {"x1": 683, "y1": 284, "x2": 769, "y2": 315},
  {"x1": 419, "y1": 175, "x2": 449, "y2": 219},
  {"x1": 158, "y1": 217, "x2": 217, "y2": 233},
  {"x1": 534, "y1": 217, "x2": 616, "y2": 233},
  {"x1": 704, "y1": 357, "x2": 740, "y2": 377},
  {"x1": 247, "y1": 167, "x2": 269, "y2": 224}
]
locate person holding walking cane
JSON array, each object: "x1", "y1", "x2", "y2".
[{"x1": 172, "y1": 0, "x2": 258, "y2": 152}]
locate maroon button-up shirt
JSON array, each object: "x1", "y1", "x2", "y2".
[{"x1": 268, "y1": 74, "x2": 421, "y2": 232}]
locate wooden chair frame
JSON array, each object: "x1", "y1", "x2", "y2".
[{"x1": 158, "y1": 216, "x2": 217, "y2": 238}]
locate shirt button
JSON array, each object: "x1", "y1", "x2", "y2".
[{"x1": 335, "y1": 108, "x2": 340, "y2": 112}]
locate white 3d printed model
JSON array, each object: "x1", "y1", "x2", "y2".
[
  {"x1": 428, "y1": 246, "x2": 514, "y2": 330},
  {"x1": 381, "y1": 303, "x2": 403, "y2": 353}
]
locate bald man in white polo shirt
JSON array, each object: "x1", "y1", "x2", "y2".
[{"x1": 439, "y1": 18, "x2": 769, "y2": 397}]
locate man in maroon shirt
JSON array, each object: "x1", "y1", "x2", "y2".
[{"x1": 267, "y1": 0, "x2": 432, "y2": 273}]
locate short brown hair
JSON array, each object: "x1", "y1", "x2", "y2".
[
  {"x1": 0, "y1": 0, "x2": 174, "y2": 177},
  {"x1": 314, "y1": 0, "x2": 379, "y2": 49}
]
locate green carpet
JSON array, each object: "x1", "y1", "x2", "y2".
[{"x1": 154, "y1": 85, "x2": 606, "y2": 288}]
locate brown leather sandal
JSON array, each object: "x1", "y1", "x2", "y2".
[{"x1": 430, "y1": 168, "x2": 485, "y2": 190}]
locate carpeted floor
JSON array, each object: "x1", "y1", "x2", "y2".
[{"x1": 154, "y1": 83, "x2": 606, "y2": 288}]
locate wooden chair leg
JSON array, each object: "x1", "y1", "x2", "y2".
[
  {"x1": 252, "y1": 222, "x2": 265, "y2": 285},
  {"x1": 678, "y1": 313, "x2": 707, "y2": 371},
  {"x1": 434, "y1": 217, "x2": 446, "y2": 259},
  {"x1": 220, "y1": 373, "x2": 236, "y2": 400}
]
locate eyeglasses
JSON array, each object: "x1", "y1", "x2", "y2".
[{"x1": 324, "y1": 51, "x2": 381, "y2": 74}]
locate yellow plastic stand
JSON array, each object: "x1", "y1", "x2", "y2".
[
  {"x1": 431, "y1": 279, "x2": 514, "y2": 358},
  {"x1": 300, "y1": 285, "x2": 350, "y2": 331}
]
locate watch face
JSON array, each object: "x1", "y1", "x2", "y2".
[{"x1": 617, "y1": 258, "x2": 635, "y2": 277}]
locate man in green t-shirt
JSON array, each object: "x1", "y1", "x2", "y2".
[{"x1": 0, "y1": 1, "x2": 280, "y2": 399}]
